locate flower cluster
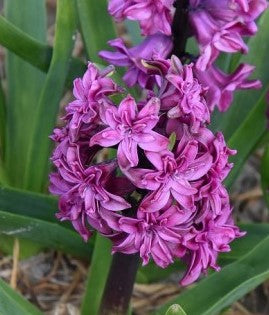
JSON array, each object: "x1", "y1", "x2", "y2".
[
  {"x1": 50, "y1": 60, "x2": 244, "y2": 285},
  {"x1": 189, "y1": 0, "x2": 268, "y2": 70},
  {"x1": 105, "y1": 0, "x2": 266, "y2": 111},
  {"x1": 50, "y1": 0, "x2": 267, "y2": 286}
]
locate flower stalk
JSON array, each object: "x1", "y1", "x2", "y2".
[
  {"x1": 99, "y1": 252, "x2": 140, "y2": 315},
  {"x1": 171, "y1": 0, "x2": 190, "y2": 58}
]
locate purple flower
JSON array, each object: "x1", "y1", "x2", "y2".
[
  {"x1": 143, "y1": 56, "x2": 210, "y2": 131},
  {"x1": 64, "y1": 63, "x2": 121, "y2": 142},
  {"x1": 189, "y1": 0, "x2": 268, "y2": 70},
  {"x1": 112, "y1": 204, "x2": 192, "y2": 267},
  {"x1": 194, "y1": 63, "x2": 262, "y2": 111},
  {"x1": 108, "y1": 0, "x2": 133, "y2": 21},
  {"x1": 50, "y1": 144, "x2": 131, "y2": 240},
  {"x1": 99, "y1": 34, "x2": 172, "y2": 88},
  {"x1": 116, "y1": 0, "x2": 174, "y2": 35},
  {"x1": 180, "y1": 206, "x2": 245, "y2": 286},
  {"x1": 90, "y1": 95, "x2": 169, "y2": 170},
  {"x1": 127, "y1": 136, "x2": 213, "y2": 212},
  {"x1": 50, "y1": 57, "x2": 245, "y2": 286},
  {"x1": 164, "y1": 60, "x2": 210, "y2": 130}
]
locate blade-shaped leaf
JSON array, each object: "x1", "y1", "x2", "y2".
[
  {"x1": 0, "y1": 209, "x2": 92, "y2": 260},
  {"x1": 155, "y1": 234, "x2": 269, "y2": 315},
  {"x1": 4, "y1": 0, "x2": 46, "y2": 188},
  {"x1": 261, "y1": 145, "x2": 269, "y2": 209},
  {"x1": 0, "y1": 186, "x2": 93, "y2": 258},
  {"x1": 23, "y1": 0, "x2": 77, "y2": 192},
  {"x1": 0, "y1": 277, "x2": 43, "y2": 315},
  {"x1": 0, "y1": 80, "x2": 6, "y2": 185},
  {"x1": 0, "y1": 14, "x2": 85, "y2": 87},
  {"x1": 81, "y1": 235, "x2": 112, "y2": 315},
  {"x1": 76, "y1": 0, "x2": 117, "y2": 63},
  {"x1": 0, "y1": 79, "x2": 5, "y2": 155},
  {"x1": 225, "y1": 90, "x2": 267, "y2": 189},
  {"x1": 0, "y1": 186, "x2": 57, "y2": 222}
]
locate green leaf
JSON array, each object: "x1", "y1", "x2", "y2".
[
  {"x1": 0, "y1": 186, "x2": 93, "y2": 259},
  {"x1": 0, "y1": 14, "x2": 50, "y2": 71},
  {"x1": 225, "y1": 90, "x2": 267, "y2": 189},
  {"x1": 81, "y1": 235, "x2": 112, "y2": 315},
  {"x1": 261, "y1": 145, "x2": 269, "y2": 209},
  {"x1": 4, "y1": 0, "x2": 47, "y2": 188},
  {"x1": 165, "y1": 304, "x2": 187, "y2": 315},
  {"x1": 0, "y1": 83, "x2": 7, "y2": 185},
  {"x1": 0, "y1": 186, "x2": 57, "y2": 222},
  {"x1": 0, "y1": 80, "x2": 6, "y2": 156},
  {"x1": 155, "y1": 234, "x2": 269, "y2": 315},
  {"x1": 23, "y1": 0, "x2": 78, "y2": 192},
  {"x1": 0, "y1": 14, "x2": 85, "y2": 87},
  {"x1": 0, "y1": 277, "x2": 43, "y2": 315},
  {"x1": 211, "y1": 9, "x2": 269, "y2": 138},
  {"x1": 0, "y1": 209, "x2": 92, "y2": 260},
  {"x1": 76, "y1": 0, "x2": 117, "y2": 63}
]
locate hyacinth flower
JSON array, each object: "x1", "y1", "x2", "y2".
[
  {"x1": 189, "y1": 0, "x2": 268, "y2": 70},
  {"x1": 48, "y1": 0, "x2": 267, "y2": 313},
  {"x1": 50, "y1": 60, "x2": 244, "y2": 288},
  {"x1": 194, "y1": 63, "x2": 262, "y2": 111},
  {"x1": 64, "y1": 63, "x2": 121, "y2": 141},
  {"x1": 90, "y1": 95, "x2": 169, "y2": 169},
  {"x1": 108, "y1": 0, "x2": 175, "y2": 35},
  {"x1": 99, "y1": 33, "x2": 173, "y2": 88}
]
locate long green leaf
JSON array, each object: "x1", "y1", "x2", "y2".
[
  {"x1": 0, "y1": 80, "x2": 7, "y2": 185},
  {"x1": 0, "y1": 80, "x2": 5, "y2": 156},
  {"x1": 0, "y1": 14, "x2": 50, "y2": 71},
  {"x1": 81, "y1": 235, "x2": 112, "y2": 315},
  {"x1": 4, "y1": 0, "x2": 47, "y2": 188},
  {"x1": 0, "y1": 278, "x2": 43, "y2": 315},
  {"x1": 0, "y1": 209, "x2": 92, "y2": 260},
  {"x1": 23, "y1": 0, "x2": 77, "y2": 192},
  {"x1": 0, "y1": 186, "x2": 57, "y2": 222},
  {"x1": 76, "y1": 0, "x2": 117, "y2": 63},
  {"x1": 156, "y1": 234, "x2": 269, "y2": 315},
  {"x1": 211, "y1": 10, "x2": 269, "y2": 138},
  {"x1": 0, "y1": 14, "x2": 85, "y2": 87},
  {"x1": 0, "y1": 185, "x2": 94, "y2": 258},
  {"x1": 225, "y1": 90, "x2": 267, "y2": 189},
  {"x1": 261, "y1": 145, "x2": 269, "y2": 209}
]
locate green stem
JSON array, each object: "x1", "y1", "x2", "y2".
[{"x1": 81, "y1": 235, "x2": 113, "y2": 315}]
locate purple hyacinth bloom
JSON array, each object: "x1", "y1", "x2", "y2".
[
  {"x1": 112, "y1": 204, "x2": 192, "y2": 268},
  {"x1": 64, "y1": 63, "x2": 121, "y2": 142},
  {"x1": 142, "y1": 56, "x2": 210, "y2": 131},
  {"x1": 49, "y1": 144, "x2": 131, "y2": 241},
  {"x1": 99, "y1": 34, "x2": 173, "y2": 88},
  {"x1": 180, "y1": 206, "x2": 245, "y2": 286},
  {"x1": 108, "y1": 0, "x2": 133, "y2": 21},
  {"x1": 194, "y1": 63, "x2": 262, "y2": 111},
  {"x1": 127, "y1": 135, "x2": 213, "y2": 212},
  {"x1": 90, "y1": 95, "x2": 169, "y2": 170},
  {"x1": 120, "y1": 0, "x2": 174, "y2": 35},
  {"x1": 50, "y1": 55, "x2": 245, "y2": 285},
  {"x1": 189, "y1": 0, "x2": 268, "y2": 70}
]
